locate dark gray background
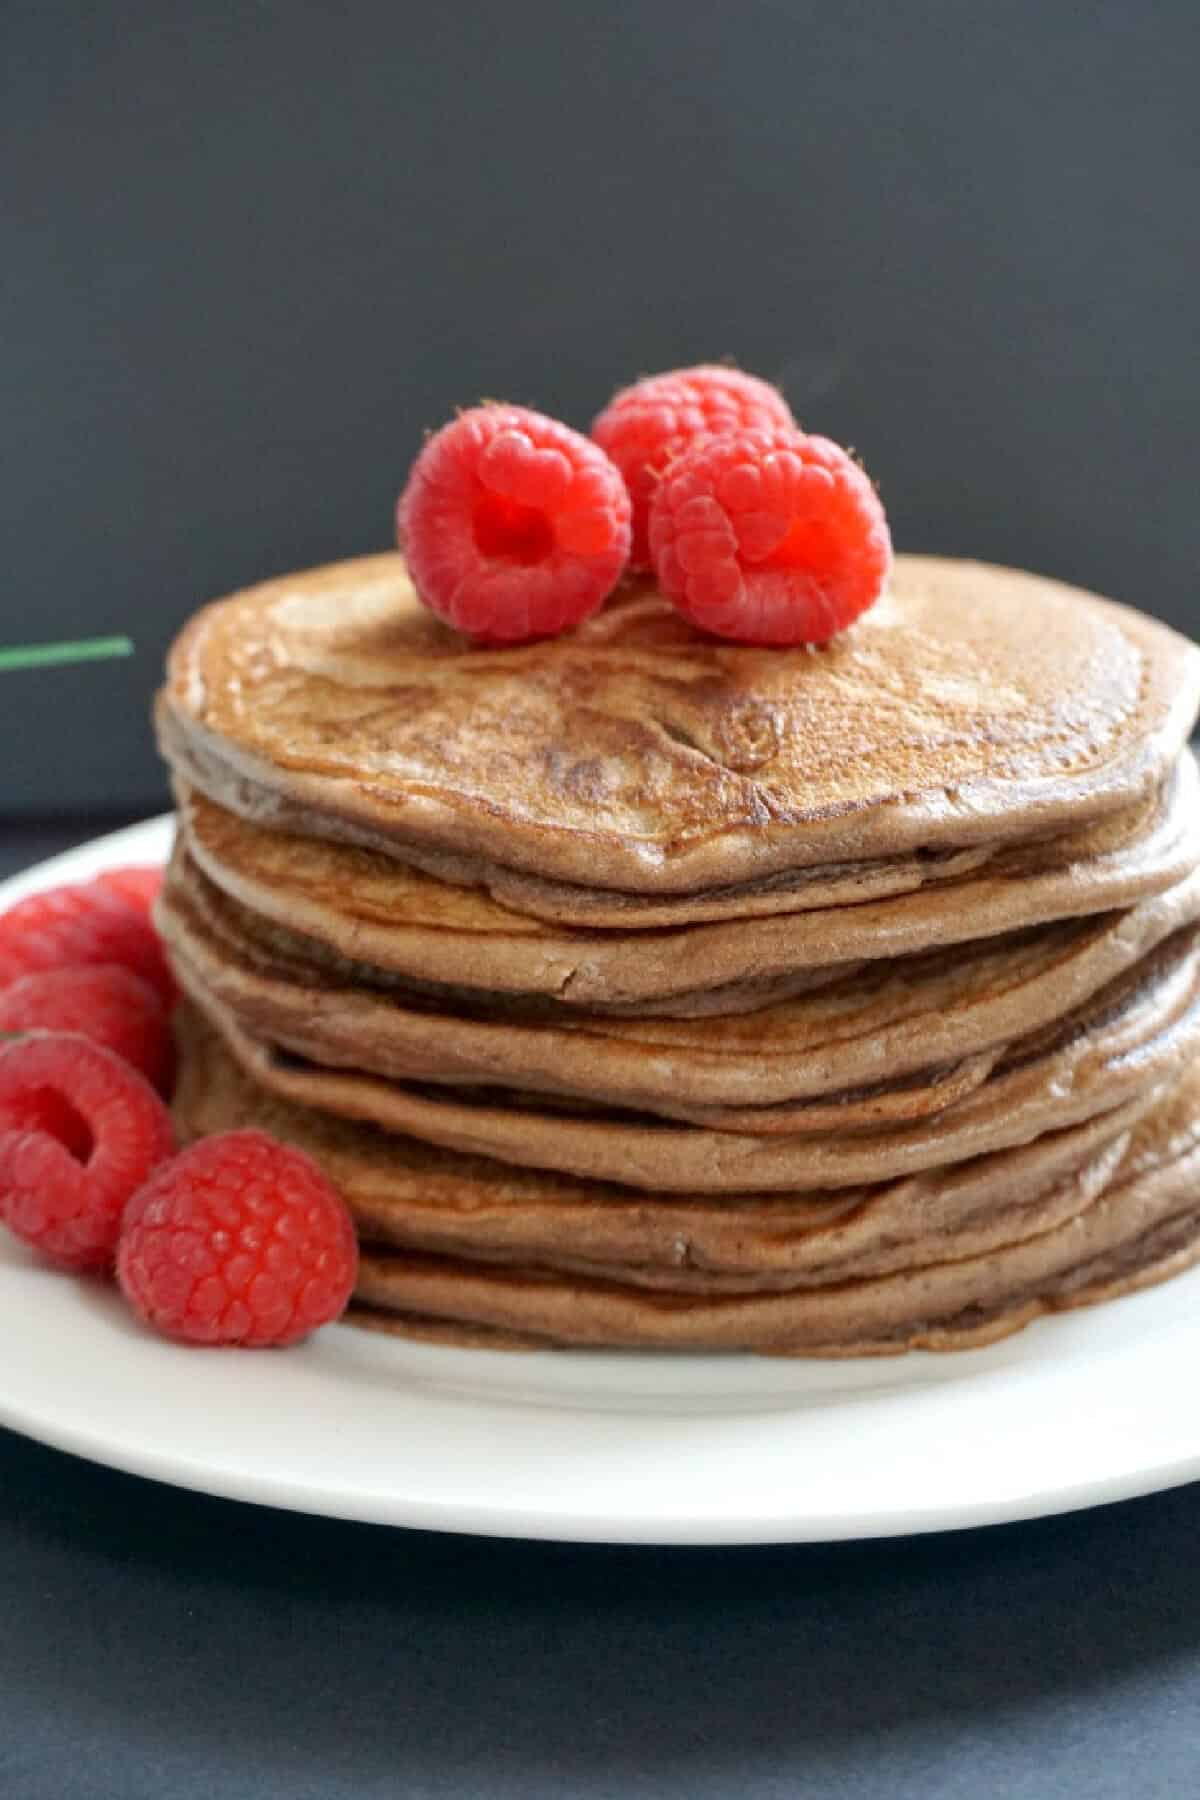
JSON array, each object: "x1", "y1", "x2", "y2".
[{"x1": 3, "y1": 0, "x2": 1198, "y2": 820}]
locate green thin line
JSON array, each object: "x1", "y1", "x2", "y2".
[{"x1": 0, "y1": 637, "x2": 134, "y2": 672}]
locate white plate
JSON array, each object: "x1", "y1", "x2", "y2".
[{"x1": 3, "y1": 816, "x2": 1200, "y2": 1544}]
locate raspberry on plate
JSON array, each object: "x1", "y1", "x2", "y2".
[
  {"x1": 92, "y1": 866, "x2": 164, "y2": 913},
  {"x1": 117, "y1": 1130, "x2": 359, "y2": 1347},
  {"x1": 0, "y1": 875, "x2": 174, "y2": 1006},
  {"x1": 591, "y1": 365, "x2": 795, "y2": 569},
  {"x1": 0, "y1": 1032, "x2": 175, "y2": 1270},
  {"x1": 397, "y1": 405, "x2": 632, "y2": 644},
  {"x1": 0, "y1": 964, "x2": 174, "y2": 1093},
  {"x1": 647, "y1": 428, "x2": 892, "y2": 646}
]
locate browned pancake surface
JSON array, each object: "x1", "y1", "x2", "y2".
[{"x1": 160, "y1": 552, "x2": 1200, "y2": 892}]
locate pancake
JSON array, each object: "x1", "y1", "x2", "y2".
[
  {"x1": 175, "y1": 769, "x2": 1165, "y2": 932},
  {"x1": 176, "y1": 778, "x2": 1006, "y2": 931},
  {"x1": 158, "y1": 551, "x2": 1200, "y2": 894},
  {"x1": 349, "y1": 1067, "x2": 1200, "y2": 1354},
  {"x1": 180, "y1": 926, "x2": 1200, "y2": 1191},
  {"x1": 172, "y1": 1004, "x2": 1153, "y2": 1290},
  {"x1": 174, "y1": 748, "x2": 1200, "y2": 1011},
  {"x1": 158, "y1": 844, "x2": 1200, "y2": 1117},
  {"x1": 175, "y1": 770, "x2": 1179, "y2": 935}
]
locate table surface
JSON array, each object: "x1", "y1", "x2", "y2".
[{"x1": 3, "y1": 816, "x2": 1200, "y2": 1800}]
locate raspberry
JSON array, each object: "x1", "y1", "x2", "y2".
[
  {"x1": 0, "y1": 965, "x2": 173, "y2": 1093},
  {"x1": 591, "y1": 365, "x2": 795, "y2": 568},
  {"x1": 647, "y1": 429, "x2": 892, "y2": 645},
  {"x1": 396, "y1": 405, "x2": 632, "y2": 644},
  {"x1": 0, "y1": 1032, "x2": 175, "y2": 1270},
  {"x1": 93, "y1": 866, "x2": 164, "y2": 912},
  {"x1": 0, "y1": 876, "x2": 175, "y2": 1007},
  {"x1": 117, "y1": 1131, "x2": 358, "y2": 1347}
]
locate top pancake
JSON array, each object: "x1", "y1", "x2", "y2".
[{"x1": 159, "y1": 551, "x2": 1200, "y2": 894}]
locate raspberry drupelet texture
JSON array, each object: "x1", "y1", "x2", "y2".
[
  {"x1": 0, "y1": 965, "x2": 174, "y2": 1093},
  {"x1": 397, "y1": 405, "x2": 632, "y2": 644},
  {"x1": 117, "y1": 1130, "x2": 359, "y2": 1347},
  {"x1": 647, "y1": 429, "x2": 891, "y2": 645},
  {"x1": 0, "y1": 1032, "x2": 175, "y2": 1269},
  {"x1": 591, "y1": 365, "x2": 795, "y2": 568},
  {"x1": 0, "y1": 875, "x2": 174, "y2": 1007}
]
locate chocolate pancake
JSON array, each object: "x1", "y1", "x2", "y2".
[
  {"x1": 350, "y1": 1068, "x2": 1200, "y2": 1355},
  {"x1": 174, "y1": 749, "x2": 1200, "y2": 1012},
  {"x1": 173, "y1": 767, "x2": 1166, "y2": 932},
  {"x1": 157, "y1": 543, "x2": 1200, "y2": 1358},
  {"x1": 159, "y1": 845, "x2": 1200, "y2": 1119},
  {"x1": 172, "y1": 1004, "x2": 1152, "y2": 1291},
  {"x1": 180, "y1": 926, "x2": 1200, "y2": 1192},
  {"x1": 159, "y1": 552, "x2": 1200, "y2": 894}
]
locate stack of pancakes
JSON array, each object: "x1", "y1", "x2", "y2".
[{"x1": 155, "y1": 551, "x2": 1200, "y2": 1354}]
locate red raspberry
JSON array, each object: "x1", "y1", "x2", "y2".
[
  {"x1": 591, "y1": 365, "x2": 795, "y2": 568},
  {"x1": 0, "y1": 1032, "x2": 175, "y2": 1270},
  {"x1": 117, "y1": 1131, "x2": 358, "y2": 1347},
  {"x1": 647, "y1": 429, "x2": 892, "y2": 645},
  {"x1": 93, "y1": 865, "x2": 164, "y2": 913},
  {"x1": 0, "y1": 965, "x2": 173, "y2": 1093},
  {"x1": 396, "y1": 405, "x2": 632, "y2": 644},
  {"x1": 0, "y1": 877, "x2": 175, "y2": 1007}
]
